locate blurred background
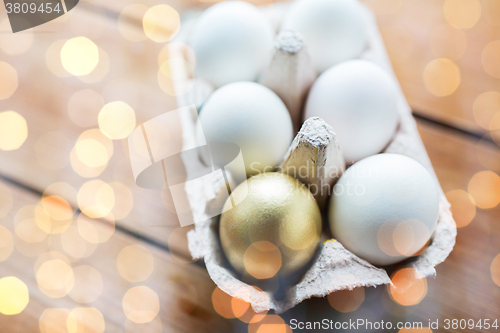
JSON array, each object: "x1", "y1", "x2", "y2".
[{"x1": 0, "y1": 0, "x2": 499, "y2": 332}]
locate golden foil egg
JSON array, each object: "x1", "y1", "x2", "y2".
[{"x1": 220, "y1": 172, "x2": 322, "y2": 278}]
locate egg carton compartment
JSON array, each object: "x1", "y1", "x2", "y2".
[{"x1": 173, "y1": 2, "x2": 457, "y2": 313}]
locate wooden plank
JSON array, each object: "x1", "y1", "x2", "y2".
[{"x1": 0, "y1": 183, "x2": 231, "y2": 332}]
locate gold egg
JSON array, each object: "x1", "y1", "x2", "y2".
[{"x1": 220, "y1": 172, "x2": 322, "y2": 278}]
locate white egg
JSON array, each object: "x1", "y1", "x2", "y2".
[
  {"x1": 198, "y1": 82, "x2": 293, "y2": 183},
  {"x1": 190, "y1": 1, "x2": 275, "y2": 87},
  {"x1": 304, "y1": 60, "x2": 399, "y2": 163},
  {"x1": 328, "y1": 154, "x2": 440, "y2": 266},
  {"x1": 281, "y1": 0, "x2": 367, "y2": 73}
]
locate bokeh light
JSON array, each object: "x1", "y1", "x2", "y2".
[
  {"x1": 44, "y1": 183, "x2": 78, "y2": 209},
  {"x1": 76, "y1": 212, "x2": 115, "y2": 244},
  {"x1": 243, "y1": 241, "x2": 282, "y2": 279},
  {"x1": 212, "y1": 286, "x2": 236, "y2": 319},
  {"x1": 61, "y1": 37, "x2": 99, "y2": 76},
  {"x1": 247, "y1": 314, "x2": 292, "y2": 333},
  {"x1": 117, "y1": 244, "x2": 154, "y2": 282},
  {"x1": 231, "y1": 287, "x2": 267, "y2": 324},
  {"x1": 423, "y1": 58, "x2": 461, "y2": 96},
  {"x1": 143, "y1": 5, "x2": 180, "y2": 43},
  {"x1": 0, "y1": 62, "x2": 18, "y2": 100},
  {"x1": 76, "y1": 139, "x2": 109, "y2": 168},
  {"x1": 0, "y1": 276, "x2": 29, "y2": 315},
  {"x1": 491, "y1": 254, "x2": 500, "y2": 287},
  {"x1": 61, "y1": 225, "x2": 98, "y2": 259},
  {"x1": 67, "y1": 307, "x2": 105, "y2": 333},
  {"x1": 158, "y1": 43, "x2": 196, "y2": 68},
  {"x1": 0, "y1": 111, "x2": 28, "y2": 151},
  {"x1": 36, "y1": 259, "x2": 74, "y2": 298},
  {"x1": 35, "y1": 132, "x2": 72, "y2": 170},
  {"x1": 158, "y1": 58, "x2": 195, "y2": 96},
  {"x1": 46, "y1": 40, "x2": 72, "y2": 77},
  {"x1": 77, "y1": 47, "x2": 110, "y2": 84},
  {"x1": 482, "y1": 41, "x2": 500, "y2": 79},
  {"x1": 71, "y1": 129, "x2": 113, "y2": 178},
  {"x1": 39, "y1": 308, "x2": 70, "y2": 333},
  {"x1": 445, "y1": 189, "x2": 476, "y2": 227},
  {"x1": 429, "y1": 24, "x2": 467, "y2": 61},
  {"x1": 36, "y1": 196, "x2": 73, "y2": 234},
  {"x1": 118, "y1": 4, "x2": 149, "y2": 42},
  {"x1": 78, "y1": 180, "x2": 115, "y2": 219},
  {"x1": 68, "y1": 89, "x2": 104, "y2": 128},
  {"x1": 0, "y1": 181, "x2": 13, "y2": 218},
  {"x1": 0, "y1": 225, "x2": 14, "y2": 262},
  {"x1": 122, "y1": 286, "x2": 160, "y2": 323},
  {"x1": 378, "y1": 219, "x2": 430, "y2": 257},
  {"x1": 0, "y1": 19, "x2": 34, "y2": 55},
  {"x1": 68, "y1": 265, "x2": 103, "y2": 303},
  {"x1": 125, "y1": 316, "x2": 162, "y2": 333},
  {"x1": 389, "y1": 268, "x2": 428, "y2": 306},
  {"x1": 15, "y1": 208, "x2": 48, "y2": 243},
  {"x1": 98, "y1": 101, "x2": 136, "y2": 140},
  {"x1": 327, "y1": 287, "x2": 365, "y2": 313},
  {"x1": 468, "y1": 171, "x2": 500, "y2": 209},
  {"x1": 473, "y1": 91, "x2": 500, "y2": 130},
  {"x1": 108, "y1": 182, "x2": 134, "y2": 220},
  {"x1": 443, "y1": 0, "x2": 481, "y2": 29}
]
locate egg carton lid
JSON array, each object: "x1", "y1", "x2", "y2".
[{"x1": 173, "y1": 1, "x2": 457, "y2": 314}]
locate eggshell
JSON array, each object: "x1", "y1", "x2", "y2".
[
  {"x1": 328, "y1": 153, "x2": 440, "y2": 266},
  {"x1": 281, "y1": 0, "x2": 367, "y2": 73},
  {"x1": 304, "y1": 60, "x2": 399, "y2": 163},
  {"x1": 198, "y1": 82, "x2": 293, "y2": 184},
  {"x1": 190, "y1": 1, "x2": 275, "y2": 87}
]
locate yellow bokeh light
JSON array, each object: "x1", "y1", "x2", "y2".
[
  {"x1": 468, "y1": 171, "x2": 500, "y2": 209},
  {"x1": 482, "y1": 41, "x2": 500, "y2": 79},
  {"x1": 78, "y1": 180, "x2": 115, "y2": 218},
  {"x1": 36, "y1": 259, "x2": 75, "y2": 298},
  {"x1": 119, "y1": 4, "x2": 149, "y2": 42},
  {"x1": 125, "y1": 316, "x2": 162, "y2": 333},
  {"x1": 327, "y1": 287, "x2": 365, "y2": 313},
  {"x1": 61, "y1": 225, "x2": 97, "y2": 259},
  {"x1": 231, "y1": 287, "x2": 267, "y2": 324},
  {"x1": 98, "y1": 101, "x2": 136, "y2": 140},
  {"x1": 77, "y1": 47, "x2": 110, "y2": 84},
  {"x1": 143, "y1": 5, "x2": 180, "y2": 43},
  {"x1": 35, "y1": 131, "x2": 72, "y2": 170},
  {"x1": 75, "y1": 139, "x2": 109, "y2": 168},
  {"x1": 0, "y1": 111, "x2": 28, "y2": 151},
  {"x1": 122, "y1": 286, "x2": 160, "y2": 323},
  {"x1": 61, "y1": 37, "x2": 99, "y2": 76},
  {"x1": 46, "y1": 39, "x2": 71, "y2": 77},
  {"x1": 0, "y1": 62, "x2": 18, "y2": 100},
  {"x1": 243, "y1": 241, "x2": 282, "y2": 279},
  {"x1": 248, "y1": 314, "x2": 291, "y2": 333},
  {"x1": 71, "y1": 129, "x2": 113, "y2": 178},
  {"x1": 0, "y1": 181, "x2": 13, "y2": 218},
  {"x1": 443, "y1": 0, "x2": 481, "y2": 29},
  {"x1": 68, "y1": 89, "x2": 104, "y2": 128},
  {"x1": 117, "y1": 244, "x2": 154, "y2": 282},
  {"x1": 491, "y1": 254, "x2": 500, "y2": 287},
  {"x1": 15, "y1": 215, "x2": 48, "y2": 243},
  {"x1": 0, "y1": 276, "x2": 29, "y2": 315},
  {"x1": 0, "y1": 19, "x2": 34, "y2": 55},
  {"x1": 158, "y1": 58, "x2": 195, "y2": 96},
  {"x1": 473, "y1": 91, "x2": 500, "y2": 130},
  {"x1": 423, "y1": 58, "x2": 461, "y2": 97},
  {"x1": 483, "y1": 0, "x2": 500, "y2": 26},
  {"x1": 445, "y1": 189, "x2": 476, "y2": 228},
  {"x1": 39, "y1": 308, "x2": 70, "y2": 333},
  {"x1": 389, "y1": 268, "x2": 427, "y2": 306},
  {"x1": 34, "y1": 195, "x2": 73, "y2": 234},
  {"x1": 69, "y1": 265, "x2": 103, "y2": 304},
  {"x1": 67, "y1": 307, "x2": 105, "y2": 333},
  {"x1": 76, "y1": 212, "x2": 115, "y2": 244},
  {"x1": 158, "y1": 43, "x2": 196, "y2": 68},
  {"x1": 0, "y1": 225, "x2": 14, "y2": 262},
  {"x1": 429, "y1": 24, "x2": 467, "y2": 61},
  {"x1": 109, "y1": 182, "x2": 134, "y2": 220}
]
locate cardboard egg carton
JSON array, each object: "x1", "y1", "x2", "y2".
[{"x1": 174, "y1": 2, "x2": 457, "y2": 313}]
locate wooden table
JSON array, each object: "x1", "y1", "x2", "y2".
[{"x1": 0, "y1": 0, "x2": 498, "y2": 332}]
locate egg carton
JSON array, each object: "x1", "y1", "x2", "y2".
[{"x1": 175, "y1": 2, "x2": 457, "y2": 313}]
